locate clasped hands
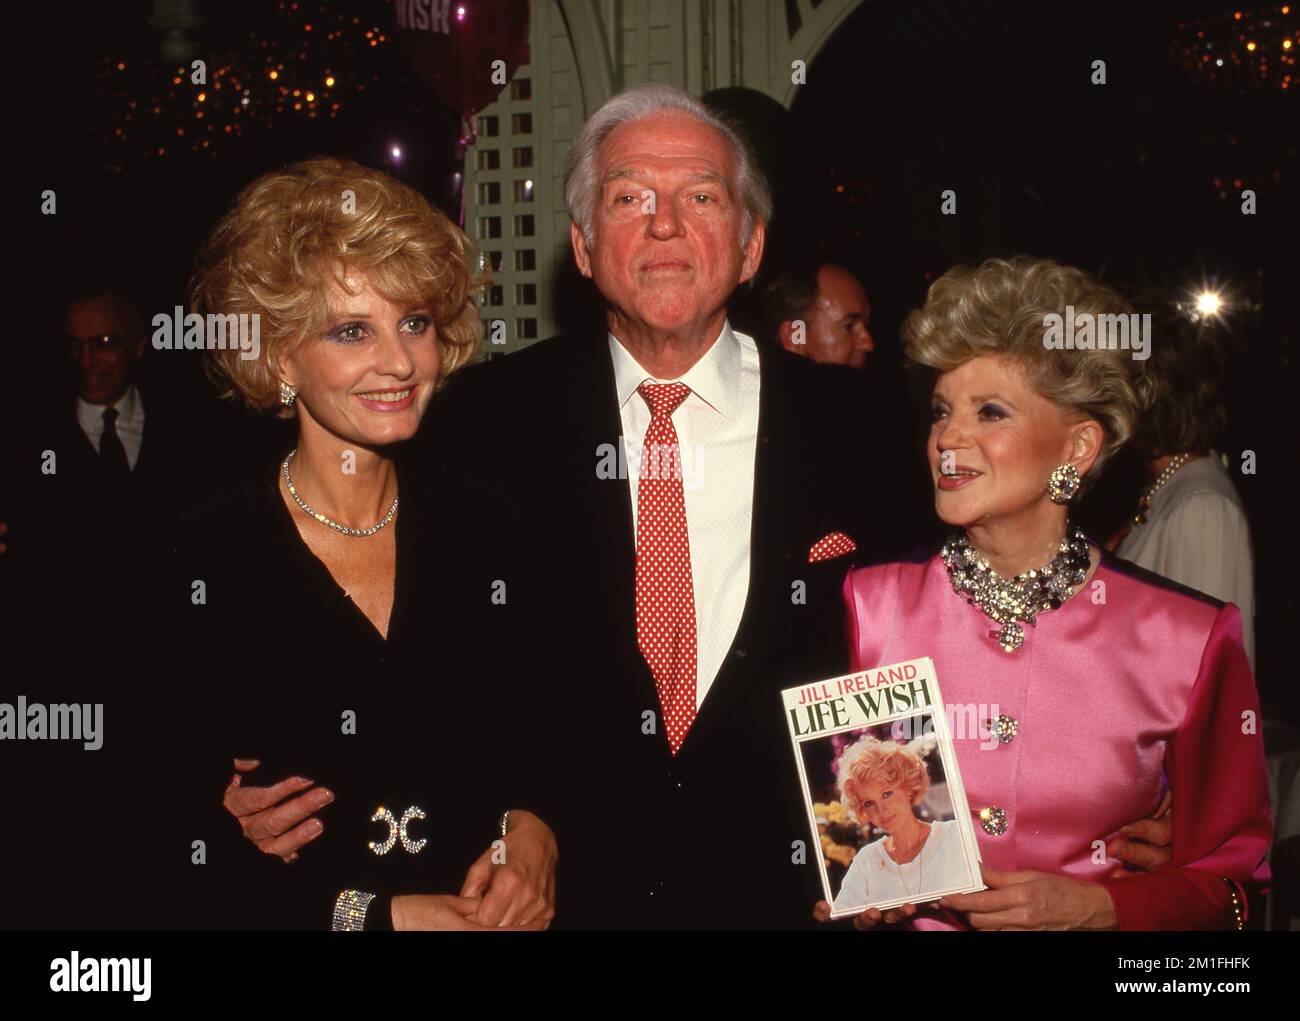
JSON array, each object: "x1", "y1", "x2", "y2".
[
  {"x1": 813, "y1": 790, "x2": 1172, "y2": 931},
  {"x1": 222, "y1": 759, "x2": 556, "y2": 931}
]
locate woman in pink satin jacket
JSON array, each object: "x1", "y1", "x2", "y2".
[{"x1": 820, "y1": 257, "x2": 1271, "y2": 931}]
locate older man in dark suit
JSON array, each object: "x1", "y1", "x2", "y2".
[{"x1": 439, "y1": 83, "x2": 898, "y2": 928}]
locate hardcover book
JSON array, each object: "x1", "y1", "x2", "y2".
[{"x1": 783, "y1": 657, "x2": 985, "y2": 918}]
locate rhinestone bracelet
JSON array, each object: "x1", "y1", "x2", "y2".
[
  {"x1": 1222, "y1": 877, "x2": 1245, "y2": 931},
  {"x1": 331, "y1": 889, "x2": 377, "y2": 931}
]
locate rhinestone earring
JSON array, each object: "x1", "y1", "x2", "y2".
[
  {"x1": 279, "y1": 381, "x2": 298, "y2": 407},
  {"x1": 1047, "y1": 463, "x2": 1081, "y2": 504}
]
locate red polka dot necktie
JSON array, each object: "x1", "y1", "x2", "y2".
[{"x1": 635, "y1": 382, "x2": 697, "y2": 756}]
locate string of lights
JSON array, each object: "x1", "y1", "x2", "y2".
[
  {"x1": 1172, "y1": 3, "x2": 1299, "y2": 92},
  {"x1": 98, "y1": 1, "x2": 393, "y2": 164}
]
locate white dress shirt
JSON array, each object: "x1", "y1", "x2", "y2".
[
  {"x1": 608, "y1": 322, "x2": 760, "y2": 707},
  {"x1": 76, "y1": 385, "x2": 145, "y2": 470}
]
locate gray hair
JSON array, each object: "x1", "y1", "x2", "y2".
[{"x1": 563, "y1": 83, "x2": 773, "y2": 251}]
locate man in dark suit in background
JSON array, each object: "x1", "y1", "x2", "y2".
[
  {"x1": 0, "y1": 280, "x2": 248, "y2": 927},
  {"x1": 759, "y1": 259, "x2": 877, "y2": 370},
  {"x1": 2, "y1": 285, "x2": 165, "y2": 928},
  {"x1": 2, "y1": 282, "x2": 206, "y2": 666},
  {"x1": 750, "y1": 255, "x2": 934, "y2": 544}
]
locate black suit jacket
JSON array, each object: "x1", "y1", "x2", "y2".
[
  {"x1": 126, "y1": 460, "x2": 516, "y2": 930},
  {"x1": 0, "y1": 382, "x2": 257, "y2": 927},
  {"x1": 2, "y1": 383, "x2": 211, "y2": 667},
  {"x1": 426, "y1": 331, "x2": 917, "y2": 929}
]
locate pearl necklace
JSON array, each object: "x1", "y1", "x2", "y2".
[
  {"x1": 281, "y1": 449, "x2": 399, "y2": 538},
  {"x1": 1134, "y1": 453, "x2": 1192, "y2": 525},
  {"x1": 941, "y1": 524, "x2": 1091, "y2": 652}
]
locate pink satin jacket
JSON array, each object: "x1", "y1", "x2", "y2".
[{"x1": 842, "y1": 549, "x2": 1272, "y2": 930}]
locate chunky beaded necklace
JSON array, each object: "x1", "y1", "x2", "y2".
[{"x1": 940, "y1": 524, "x2": 1091, "y2": 653}]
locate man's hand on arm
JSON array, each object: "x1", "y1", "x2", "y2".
[
  {"x1": 221, "y1": 758, "x2": 333, "y2": 863},
  {"x1": 459, "y1": 810, "x2": 557, "y2": 928},
  {"x1": 1105, "y1": 789, "x2": 1173, "y2": 876}
]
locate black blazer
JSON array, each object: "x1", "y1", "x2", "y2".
[
  {"x1": 426, "y1": 331, "x2": 918, "y2": 929},
  {"x1": 12, "y1": 383, "x2": 197, "y2": 516},
  {"x1": 0, "y1": 384, "x2": 235, "y2": 929},
  {"x1": 2, "y1": 382, "x2": 228, "y2": 666},
  {"x1": 127, "y1": 458, "x2": 521, "y2": 930}
]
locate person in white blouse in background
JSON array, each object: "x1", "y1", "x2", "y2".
[{"x1": 1117, "y1": 313, "x2": 1255, "y2": 669}]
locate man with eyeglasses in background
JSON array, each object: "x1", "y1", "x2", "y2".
[
  {"x1": 1, "y1": 286, "x2": 153, "y2": 529},
  {"x1": 0, "y1": 282, "x2": 152, "y2": 927},
  {"x1": 2, "y1": 276, "x2": 259, "y2": 656},
  {"x1": 64, "y1": 287, "x2": 150, "y2": 483},
  {"x1": 0, "y1": 278, "x2": 251, "y2": 928}
]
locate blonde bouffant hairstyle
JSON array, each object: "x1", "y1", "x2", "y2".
[
  {"x1": 192, "y1": 156, "x2": 486, "y2": 410},
  {"x1": 903, "y1": 256, "x2": 1152, "y2": 482},
  {"x1": 836, "y1": 736, "x2": 931, "y2": 820}
]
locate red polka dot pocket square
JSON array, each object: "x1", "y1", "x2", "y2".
[{"x1": 807, "y1": 531, "x2": 857, "y2": 563}]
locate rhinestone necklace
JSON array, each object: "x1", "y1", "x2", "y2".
[
  {"x1": 1134, "y1": 452, "x2": 1192, "y2": 525},
  {"x1": 281, "y1": 449, "x2": 398, "y2": 538},
  {"x1": 940, "y1": 524, "x2": 1091, "y2": 652}
]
